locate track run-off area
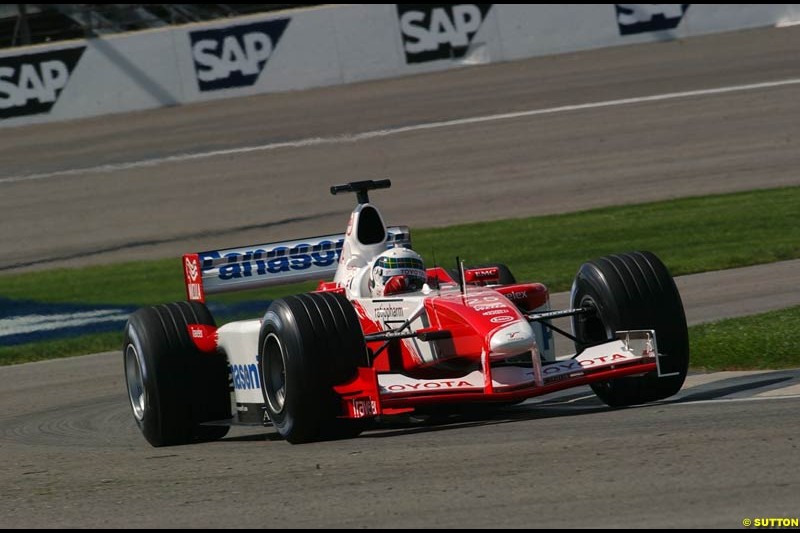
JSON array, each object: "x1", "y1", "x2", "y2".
[{"x1": 1, "y1": 25, "x2": 799, "y2": 527}]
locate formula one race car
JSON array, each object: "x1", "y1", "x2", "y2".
[{"x1": 123, "y1": 180, "x2": 689, "y2": 446}]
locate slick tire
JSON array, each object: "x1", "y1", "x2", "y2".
[
  {"x1": 123, "y1": 301, "x2": 231, "y2": 447},
  {"x1": 259, "y1": 292, "x2": 367, "y2": 444},
  {"x1": 571, "y1": 251, "x2": 689, "y2": 407}
]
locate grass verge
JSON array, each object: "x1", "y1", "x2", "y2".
[
  {"x1": 3, "y1": 306, "x2": 798, "y2": 369},
  {"x1": 1, "y1": 186, "x2": 798, "y2": 366},
  {"x1": 690, "y1": 306, "x2": 800, "y2": 371}
]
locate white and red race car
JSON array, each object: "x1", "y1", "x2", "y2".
[{"x1": 123, "y1": 180, "x2": 689, "y2": 446}]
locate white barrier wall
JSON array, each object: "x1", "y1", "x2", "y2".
[{"x1": 1, "y1": 4, "x2": 798, "y2": 127}]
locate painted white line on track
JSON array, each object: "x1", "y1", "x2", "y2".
[
  {"x1": 2, "y1": 77, "x2": 800, "y2": 186},
  {"x1": 0, "y1": 309, "x2": 130, "y2": 336},
  {"x1": 672, "y1": 394, "x2": 800, "y2": 405}
]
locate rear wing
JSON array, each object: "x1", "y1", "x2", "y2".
[{"x1": 183, "y1": 226, "x2": 411, "y2": 302}]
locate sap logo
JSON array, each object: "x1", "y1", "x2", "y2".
[
  {"x1": 190, "y1": 18, "x2": 290, "y2": 91},
  {"x1": 0, "y1": 47, "x2": 85, "y2": 119},
  {"x1": 615, "y1": 4, "x2": 689, "y2": 35},
  {"x1": 232, "y1": 363, "x2": 260, "y2": 390},
  {"x1": 397, "y1": 4, "x2": 492, "y2": 64}
]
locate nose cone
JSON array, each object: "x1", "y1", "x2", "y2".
[{"x1": 489, "y1": 321, "x2": 535, "y2": 357}]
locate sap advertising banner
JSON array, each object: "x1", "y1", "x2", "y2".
[
  {"x1": 0, "y1": 47, "x2": 85, "y2": 119},
  {"x1": 175, "y1": 9, "x2": 346, "y2": 102},
  {"x1": 396, "y1": 4, "x2": 493, "y2": 64},
  {"x1": 0, "y1": 30, "x2": 181, "y2": 127},
  {"x1": 614, "y1": 4, "x2": 690, "y2": 35},
  {"x1": 188, "y1": 19, "x2": 290, "y2": 92},
  {"x1": 2, "y1": 4, "x2": 799, "y2": 127},
  {"x1": 394, "y1": 3, "x2": 503, "y2": 70}
]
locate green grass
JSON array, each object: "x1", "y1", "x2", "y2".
[
  {"x1": 0, "y1": 332, "x2": 122, "y2": 366},
  {"x1": 1, "y1": 186, "x2": 798, "y2": 306},
  {"x1": 412, "y1": 186, "x2": 800, "y2": 291},
  {"x1": 1, "y1": 185, "x2": 799, "y2": 366},
  {"x1": 690, "y1": 306, "x2": 800, "y2": 371},
  {"x1": 0, "y1": 258, "x2": 318, "y2": 307}
]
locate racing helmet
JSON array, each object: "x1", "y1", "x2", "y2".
[{"x1": 369, "y1": 246, "x2": 426, "y2": 297}]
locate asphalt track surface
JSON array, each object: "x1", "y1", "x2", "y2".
[
  {"x1": 2, "y1": 26, "x2": 800, "y2": 528},
  {"x1": 1, "y1": 262, "x2": 799, "y2": 528}
]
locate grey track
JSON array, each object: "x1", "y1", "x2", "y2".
[
  {"x1": 1, "y1": 25, "x2": 799, "y2": 272},
  {"x1": 2, "y1": 26, "x2": 800, "y2": 528}
]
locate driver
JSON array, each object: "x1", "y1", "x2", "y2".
[{"x1": 369, "y1": 246, "x2": 427, "y2": 297}]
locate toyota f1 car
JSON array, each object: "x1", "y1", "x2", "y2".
[{"x1": 123, "y1": 180, "x2": 689, "y2": 446}]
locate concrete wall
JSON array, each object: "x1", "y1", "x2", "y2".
[{"x1": 1, "y1": 4, "x2": 798, "y2": 127}]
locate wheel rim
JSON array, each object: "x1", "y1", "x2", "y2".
[
  {"x1": 125, "y1": 343, "x2": 146, "y2": 421},
  {"x1": 575, "y1": 295, "x2": 612, "y2": 344},
  {"x1": 263, "y1": 333, "x2": 286, "y2": 414}
]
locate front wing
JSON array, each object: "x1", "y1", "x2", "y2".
[{"x1": 334, "y1": 330, "x2": 663, "y2": 417}]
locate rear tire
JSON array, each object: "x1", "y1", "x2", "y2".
[
  {"x1": 259, "y1": 292, "x2": 367, "y2": 444},
  {"x1": 571, "y1": 251, "x2": 689, "y2": 407},
  {"x1": 123, "y1": 302, "x2": 231, "y2": 446}
]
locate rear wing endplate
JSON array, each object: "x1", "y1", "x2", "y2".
[{"x1": 183, "y1": 226, "x2": 411, "y2": 302}]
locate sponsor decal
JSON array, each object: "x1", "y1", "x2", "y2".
[
  {"x1": 232, "y1": 363, "x2": 261, "y2": 391},
  {"x1": 503, "y1": 290, "x2": 528, "y2": 301},
  {"x1": 184, "y1": 255, "x2": 204, "y2": 301},
  {"x1": 187, "y1": 283, "x2": 202, "y2": 301},
  {"x1": 466, "y1": 295, "x2": 498, "y2": 305},
  {"x1": 466, "y1": 294, "x2": 514, "y2": 315},
  {"x1": 543, "y1": 353, "x2": 633, "y2": 378},
  {"x1": 375, "y1": 306, "x2": 404, "y2": 319},
  {"x1": 397, "y1": 4, "x2": 492, "y2": 64},
  {"x1": 187, "y1": 324, "x2": 217, "y2": 352},
  {"x1": 614, "y1": 4, "x2": 689, "y2": 35},
  {"x1": 200, "y1": 238, "x2": 344, "y2": 280},
  {"x1": 465, "y1": 267, "x2": 499, "y2": 283},
  {"x1": 386, "y1": 380, "x2": 474, "y2": 392},
  {"x1": 474, "y1": 302, "x2": 507, "y2": 311},
  {"x1": 490, "y1": 315, "x2": 514, "y2": 324},
  {"x1": 0, "y1": 46, "x2": 85, "y2": 119},
  {"x1": 350, "y1": 398, "x2": 378, "y2": 418},
  {"x1": 189, "y1": 18, "x2": 290, "y2": 91},
  {"x1": 185, "y1": 257, "x2": 200, "y2": 282}
]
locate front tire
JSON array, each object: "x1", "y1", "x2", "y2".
[
  {"x1": 123, "y1": 302, "x2": 230, "y2": 446},
  {"x1": 571, "y1": 251, "x2": 689, "y2": 407},
  {"x1": 259, "y1": 292, "x2": 367, "y2": 444}
]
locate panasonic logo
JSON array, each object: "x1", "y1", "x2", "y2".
[
  {"x1": 232, "y1": 363, "x2": 260, "y2": 391},
  {"x1": 200, "y1": 239, "x2": 344, "y2": 281}
]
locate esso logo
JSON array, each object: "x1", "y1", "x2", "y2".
[{"x1": 490, "y1": 315, "x2": 514, "y2": 324}]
